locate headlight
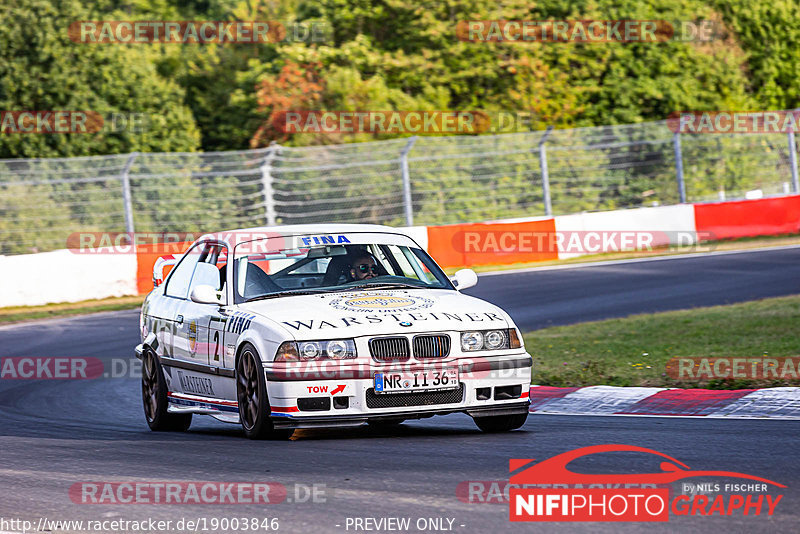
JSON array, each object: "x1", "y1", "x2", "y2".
[
  {"x1": 299, "y1": 342, "x2": 320, "y2": 360},
  {"x1": 275, "y1": 339, "x2": 357, "y2": 361},
  {"x1": 326, "y1": 339, "x2": 351, "y2": 359},
  {"x1": 484, "y1": 329, "x2": 507, "y2": 349},
  {"x1": 461, "y1": 331, "x2": 483, "y2": 352},
  {"x1": 460, "y1": 329, "x2": 521, "y2": 351}
]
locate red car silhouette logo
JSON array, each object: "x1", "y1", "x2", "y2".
[{"x1": 510, "y1": 444, "x2": 785, "y2": 487}]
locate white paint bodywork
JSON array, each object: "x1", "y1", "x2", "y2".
[{"x1": 137, "y1": 224, "x2": 532, "y2": 428}]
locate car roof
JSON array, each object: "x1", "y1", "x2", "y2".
[{"x1": 198, "y1": 223, "x2": 413, "y2": 248}]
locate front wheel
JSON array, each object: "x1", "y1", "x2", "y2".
[
  {"x1": 141, "y1": 350, "x2": 192, "y2": 431},
  {"x1": 236, "y1": 344, "x2": 293, "y2": 440},
  {"x1": 472, "y1": 412, "x2": 528, "y2": 433}
]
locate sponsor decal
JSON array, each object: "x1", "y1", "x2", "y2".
[
  {"x1": 177, "y1": 371, "x2": 215, "y2": 396},
  {"x1": 305, "y1": 384, "x2": 347, "y2": 394},
  {"x1": 504, "y1": 445, "x2": 784, "y2": 522},
  {"x1": 300, "y1": 235, "x2": 351, "y2": 246},
  {"x1": 329, "y1": 292, "x2": 435, "y2": 313},
  {"x1": 282, "y1": 311, "x2": 504, "y2": 330},
  {"x1": 226, "y1": 312, "x2": 255, "y2": 335},
  {"x1": 188, "y1": 320, "x2": 198, "y2": 353}
]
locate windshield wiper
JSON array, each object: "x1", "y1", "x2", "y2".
[{"x1": 245, "y1": 289, "x2": 331, "y2": 302}]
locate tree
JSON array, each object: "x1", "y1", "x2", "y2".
[{"x1": 0, "y1": 0, "x2": 200, "y2": 158}]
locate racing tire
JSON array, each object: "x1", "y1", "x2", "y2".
[
  {"x1": 472, "y1": 412, "x2": 528, "y2": 433},
  {"x1": 141, "y1": 349, "x2": 192, "y2": 432},
  {"x1": 236, "y1": 343, "x2": 293, "y2": 440}
]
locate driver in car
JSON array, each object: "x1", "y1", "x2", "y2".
[{"x1": 350, "y1": 253, "x2": 379, "y2": 281}]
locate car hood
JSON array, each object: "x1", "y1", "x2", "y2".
[{"x1": 238, "y1": 289, "x2": 512, "y2": 339}]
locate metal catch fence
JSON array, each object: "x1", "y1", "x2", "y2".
[{"x1": 1, "y1": 119, "x2": 798, "y2": 255}]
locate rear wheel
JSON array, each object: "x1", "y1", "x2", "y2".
[
  {"x1": 472, "y1": 412, "x2": 528, "y2": 433},
  {"x1": 141, "y1": 350, "x2": 192, "y2": 431},
  {"x1": 236, "y1": 344, "x2": 293, "y2": 440}
]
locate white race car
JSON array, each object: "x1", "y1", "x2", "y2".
[{"x1": 136, "y1": 224, "x2": 532, "y2": 439}]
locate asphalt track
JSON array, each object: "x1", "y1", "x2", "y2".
[
  {"x1": 466, "y1": 245, "x2": 800, "y2": 330},
  {"x1": 1, "y1": 247, "x2": 799, "y2": 533}
]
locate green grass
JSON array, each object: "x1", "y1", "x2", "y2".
[
  {"x1": 0, "y1": 295, "x2": 144, "y2": 324},
  {"x1": 523, "y1": 295, "x2": 800, "y2": 389}
]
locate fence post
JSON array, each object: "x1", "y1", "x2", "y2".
[
  {"x1": 788, "y1": 129, "x2": 799, "y2": 194},
  {"x1": 260, "y1": 142, "x2": 278, "y2": 226},
  {"x1": 539, "y1": 126, "x2": 554, "y2": 216},
  {"x1": 400, "y1": 136, "x2": 418, "y2": 226},
  {"x1": 120, "y1": 152, "x2": 137, "y2": 236},
  {"x1": 673, "y1": 132, "x2": 686, "y2": 203}
]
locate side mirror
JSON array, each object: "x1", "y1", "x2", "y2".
[
  {"x1": 450, "y1": 268, "x2": 478, "y2": 290},
  {"x1": 190, "y1": 284, "x2": 226, "y2": 306}
]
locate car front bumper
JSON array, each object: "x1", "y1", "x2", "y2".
[{"x1": 264, "y1": 352, "x2": 532, "y2": 429}]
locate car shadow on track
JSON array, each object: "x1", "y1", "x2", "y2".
[
  {"x1": 185, "y1": 414, "x2": 533, "y2": 441},
  {"x1": 186, "y1": 423, "x2": 494, "y2": 441}
]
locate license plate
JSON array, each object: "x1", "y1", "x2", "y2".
[{"x1": 373, "y1": 368, "x2": 459, "y2": 394}]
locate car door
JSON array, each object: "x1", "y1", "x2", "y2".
[
  {"x1": 173, "y1": 242, "x2": 226, "y2": 367},
  {"x1": 202, "y1": 244, "x2": 229, "y2": 368},
  {"x1": 161, "y1": 242, "x2": 204, "y2": 360}
]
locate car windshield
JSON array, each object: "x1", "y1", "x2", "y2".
[{"x1": 232, "y1": 233, "x2": 453, "y2": 303}]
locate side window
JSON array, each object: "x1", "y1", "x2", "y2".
[
  {"x1": 165, "y1": 244, "x2": 202, "y2": 298},
  {"x1": 387, "y1": 246, "x2": 417, "y2": 278},
  {"x1": 369, "y1": 245, "x2": 393, "y2": 274}
]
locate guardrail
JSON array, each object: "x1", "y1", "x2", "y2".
[{"x1": 2, "y1": 194, "x2": 798, "y2": 307}]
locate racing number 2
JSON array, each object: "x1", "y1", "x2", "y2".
[{"x1": 212, "y1": 331, "x2": 220, "y2": 362}]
